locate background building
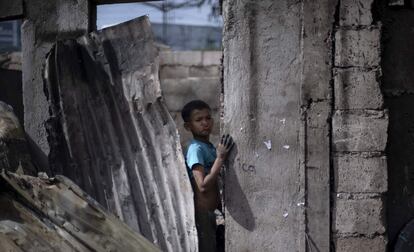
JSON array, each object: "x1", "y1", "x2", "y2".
[
  {"x1": 0, "y1": 20, "x2": 21, "y2": 52},
  {"x1": 152, "y1": 22, "x2": 221, "y2": 50}
]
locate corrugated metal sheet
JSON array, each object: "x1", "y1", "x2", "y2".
[{"x1": 44, "y1": 16, "x2": 197, "y2": 251}]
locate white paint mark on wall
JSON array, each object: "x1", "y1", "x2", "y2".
[
  {"x1": 283, "y1": 145, "x2": 290, "y2": 149},
  {"x1": 264, "y1": 140, "x2": 272, "y2": 150}
]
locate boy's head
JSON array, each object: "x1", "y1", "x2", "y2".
[{"x1": 182, "y1": 100, "x2": 213, "y2": 138}]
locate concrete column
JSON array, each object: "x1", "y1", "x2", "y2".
[
  {"x1": 21, "y1": 0, "x2": 91, "y2": 167},
  {"x1": 222, "y1": 0, "x2": 337, "y2": 250},
  {"x1": 381, "y1": 7, "x2": 414, "y2": 247},
  {"x1": 223, "y1": 3, "x2": 305, "y2": 250}
]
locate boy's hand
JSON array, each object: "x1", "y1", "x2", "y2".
[{"x1": 217, "y1": 134, "x2": 234, "y2": 160}]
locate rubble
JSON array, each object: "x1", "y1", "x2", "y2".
[
  {"x1": 0, "y1": 101, "x2": 36, "y2": 176},
  {"x1": 0, "y1": 169, "x2": 160, "y2": 252}
]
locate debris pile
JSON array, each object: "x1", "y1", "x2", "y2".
[{"x1": 0, "y1": 169, "x2": 160, "y2": 252}]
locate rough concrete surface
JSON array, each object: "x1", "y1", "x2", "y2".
[
  {"x1": 223, "y1": 1, "x2": 305, "y2": 250},
  {"x1": 159, "y1": 51, "x2": 221, "y2": 66},
  {"x1": 334, "y1": 197, "x2": 385, "y2": 235},
  {"x1": 222, "y1": 0, "x2": 342, "y2": 250},
  {"x1": 334, "y1": 153, "x2": 387, "y2": 193},
  {"x1": 161, "y1": 77, "x2": 220, "y2": 112},
  {"x1": 335, "y1": 27, "x2": 380, "y2": 67},
  {"x1": 21, "y1": 0, "x2": 90, "y2": 160},
  {"x1": 335, "y1": 235, "x2": 387, "y2": 252},
  {"x1": 189, "y1": 65, "x2": 220, "y2": 77},
  {"x1": 302, "y1": 2, "x2": 338, "y2": 251},
  {"x1": 339, "y1": 0, "x2": 374, "y2": 26},
  {"x1": 43, "y1": 17, "x2": 197, "y2": 252},
  {"x1": 334, "y1": 68, "x2": 383, "y2": 110},
  {"x1": 301, "y1": 0, "x2": 337, "y2": 101},
  {"x1": 160, "y1": 65, "x2": 190, "y2": 79},
  {"x1": 332, "y1": 1, "x2": 387, "y2": 250},
  {"x1": 333, "y1": 110, "x2": 388, "y2": 152},
  {"x1": 305, "y1": 100, "x2": 331, "y2": 252}
]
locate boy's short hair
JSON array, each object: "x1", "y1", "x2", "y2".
[{"x1": 181, "y1": 100, "x2": 211, "y2": 122}]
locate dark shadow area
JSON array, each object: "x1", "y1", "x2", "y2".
[
  {"x1": 0, "y1": 66, "x2": 43, "y2": 176},
  {"x1": 0, "y1": 69, "x2": 23, "y2": 123},
  {"x1": 379, "y1": 5, "x2": 414, "y2": 250},
  {"x1": 25, "y1": 134, "x2": 50, "y2": 175},
  {"x1": 224, "y1": 145, "x2": 256, "y2": 231},
  {"x1": 394, "y1": 219, "x2": 414, "y2": 252}
]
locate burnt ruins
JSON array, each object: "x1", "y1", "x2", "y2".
[{"x1": 1, "y1": 0, "x2": 414, "y2": 251}]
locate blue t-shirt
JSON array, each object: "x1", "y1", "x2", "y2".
[{"x1": 185, "y1": 139, "x2": 217, "y2": 177}]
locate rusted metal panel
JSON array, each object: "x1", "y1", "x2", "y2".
[
  {"x1": 0, "y1": 170, "x2": 160, "y2": 252},
  {"x1": 44, "y1": 16, "x2": 197, "y2": 252}
]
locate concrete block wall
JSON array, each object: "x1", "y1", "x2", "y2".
[
  {"x1": 159, "y1": 51, "x2": 222, "y2": 148},
  {"x1": 333, "y1": 1, "x2": 388, "y2": 250}
]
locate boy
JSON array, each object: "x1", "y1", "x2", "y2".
[{"x1": 181, "y1": 100, "x2": 234, "y2": 252}]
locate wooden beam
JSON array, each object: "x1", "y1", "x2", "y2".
[
  {"x1": 92, "y1": 0, "x2": 158, "y2": 5},
  {"x1": 0, "y1": 0, "x2": 23, "y2": 20}
]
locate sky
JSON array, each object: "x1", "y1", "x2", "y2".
[{"x1": 97, "y1": 2, "x2": 222, "y2": 29}]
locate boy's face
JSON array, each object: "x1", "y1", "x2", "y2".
[{"x1": 184, "y1": 108, "x2": 213, "y2": 138}]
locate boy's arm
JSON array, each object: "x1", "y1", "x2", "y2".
[
  {"x1": 192, "y1": 135, "x2": 234, "y2": 193},
  {"x1": 192, "y1": 158, "x2": 224, "y2": 193}
]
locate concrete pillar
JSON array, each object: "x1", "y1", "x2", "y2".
[
  {"x1": 21, "y1": 0, "x2": 91, "y2": 167},
  {"x1": 223, "y1": 3, "x2": 305, "y2": 250},
  {"x1": 222, "y1": 0, "x2": 337, "y2": 250}
]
